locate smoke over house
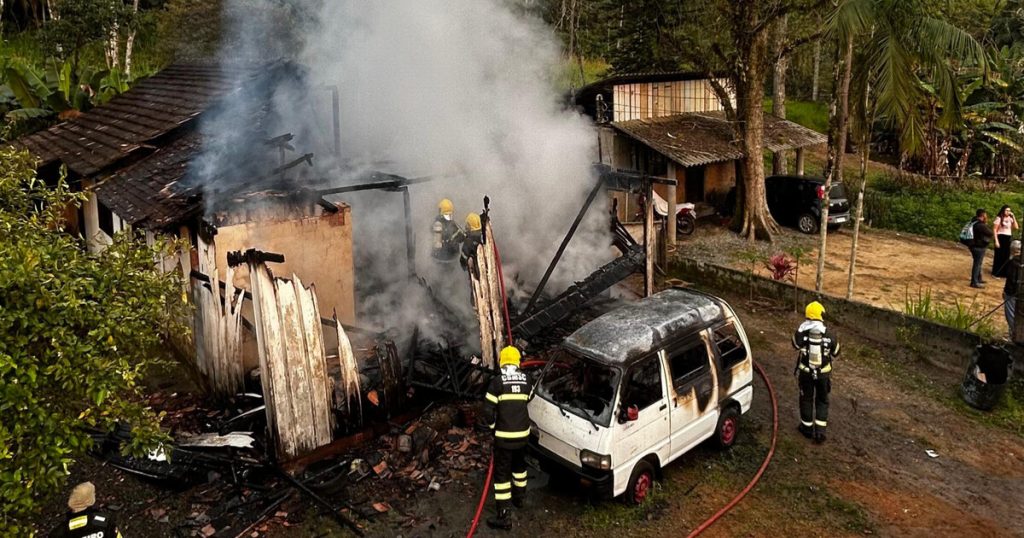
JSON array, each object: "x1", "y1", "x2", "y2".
[{"x1": 189, "y1": 0, "x2": 608, "y2": 338}]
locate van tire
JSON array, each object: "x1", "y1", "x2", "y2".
[
  {"x1": 625, "y1": 460, "x2": 656, "y2": 505},
  {"x1": 798, "y1": 213, "x2": 819, "y2": 234},
  {"x1": 714, "y1": 406, "x2": 740, "y2": 449}
]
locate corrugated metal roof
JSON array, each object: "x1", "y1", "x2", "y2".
[
  {"x1": 8, "y1": 63, "x2": 250, "y2": 176},
  {"x1": 611, "y1": 111, "x2": 828, "y2": 168},
  {"x1": 92, "y1": 130, "x2": 204, "y2": 230}
]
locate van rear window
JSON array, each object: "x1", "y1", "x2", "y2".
[{"x1": 536, "y1": 350, "x2": 620, "y2": 427}]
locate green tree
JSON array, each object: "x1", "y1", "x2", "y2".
[
  {"x1": 0, "y1": 147, "x2": 183, "y2": 533},
  {"x1": 40, "y1": 0, "x2": 134, "y2": 78}
]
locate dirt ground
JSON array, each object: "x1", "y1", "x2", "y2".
[
  {"x1": 34, "y1": 277, "x2": 1024, "y2": 538},
  {"x1": 682, "y1": 223, "x2": 1008, "y2": 332}
]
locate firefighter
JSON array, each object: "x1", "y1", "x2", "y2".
[
  {"x1": 56, "y1": 482, "x2": 123, "y2": 538},
  {"x1": 485, "y1": 346, "x2": 532, "y2": 530},
  {"x1": 431, "y1": 198, "x2": 464, "y2": 262},
  {"x1": 793, "y1": 301, "x2": 840, "y2": 444},
  {"x1": 460, "y1": 212, "x2": 484, "y2": 275}
]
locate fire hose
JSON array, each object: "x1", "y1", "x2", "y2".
[{"x1": 467, "y1": 221, "x2": 779, "y2": 537}]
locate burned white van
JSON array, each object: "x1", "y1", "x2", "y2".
[{"x1": 528, "y1": 288, "x2": 754, "y2": 504}]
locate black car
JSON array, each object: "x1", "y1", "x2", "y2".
[{"x1": 765, "y1": 175, "x2": 851, "y2": 234}]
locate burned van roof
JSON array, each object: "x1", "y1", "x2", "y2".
[{"x1": 563, "y1": 288, "x2": 725, "y2": 365}]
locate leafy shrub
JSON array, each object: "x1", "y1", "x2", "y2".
[
  {"x1": 765, "y1": 252, "x2": 797, "y2": 281},
  {"x1": 0, "y1": 148, "x2": 185, "y2": 532}
]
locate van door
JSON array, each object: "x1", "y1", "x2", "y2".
[
  {"x1": 665, "y1": 332, "x2": 720, "y2": 460},
  {"x1": 612, "y1": 355, "x2": 671, "y2": 470}
]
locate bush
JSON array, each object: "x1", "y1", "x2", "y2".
[
  {"x1": 903, "y1": 287, "x2": 998, "y2": 338},
  {"x1": 0, "y1": 148, "x2": 185, "y2": 532},
  {"x1": 864, "y1": 175, "x2": 1024, "y2": 242}
]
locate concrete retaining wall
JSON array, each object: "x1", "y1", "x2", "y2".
[{"x1": 672, "y1": 257, "x2": 1023, "y2": 376}]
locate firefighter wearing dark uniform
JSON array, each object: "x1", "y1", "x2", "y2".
[
  {"x1": 460, "y1": 212, "x2": 484, "y2": 276},
  {"x1": 432, "y1": 198, "x2": 464, "y2": 262},
  {"x1": 55, "y1": 481, "x2": 123, "y2": 538},
  {"x1": 793, "y1": 301, "x2": 840, "y2": 444},
  {"x1": 484, "y1": 346, "x2": 532, "y2": 530}
]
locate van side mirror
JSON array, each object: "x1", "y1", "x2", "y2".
[{"x1": 619, "y1": 405, "x2": 639, "y2": 423}]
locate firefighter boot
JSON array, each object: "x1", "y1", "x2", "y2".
[
  {"x1": 814, "y1": 427, "x2": 827, "y2": 444},
  {"x1": 487, "y1": 509, "x2": 513, "y2": 530},
  {"x1": 798, "y1": 424, "x2": 814, "y2": 439},
  {"x1": 512, "y1": 496, "x2": 524, "y2": 508}
]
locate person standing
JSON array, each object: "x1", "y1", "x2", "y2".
[
  {"x1": 431, "y1": 198, "x2": 464, "y2": 262},
  {"x1": 484, "y1": 346, "x2": 532, "y2": 530},
  {"x1": 793, "y1": 301, "x2": 840, "y2": 444},
  {"x1": 54, "y1": 482, "x2": 123, "y2": 537},
  {"x1": 969, "y1": 209, "x2": 994, "y2": 288},
  {"x1": 1004, "y1": 241, "x2": 1022, "y2": 339},
  {"x1": 992, "y1": 205, "x2": 1018, "y2": 277}
]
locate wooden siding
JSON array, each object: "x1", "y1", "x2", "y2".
[{"x1": 612, "y1": 79, "x2": 734, "y2": 122}]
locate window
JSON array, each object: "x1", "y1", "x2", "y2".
[
  {"x1": 667, "y1": 340, "x2": 710, "y2": 391},
  {"x1": 535, "y1": 350, "x2": 621, "y2": 427},
  {"x1": 622, "y1": 357, "x2": 663, "y2": 411},
  {"x1": 98, "y1": 201, "x2": 115, "y2": 237},
  {"x1": 713, "y1": 324, "x2": 747, "y2": 369}
]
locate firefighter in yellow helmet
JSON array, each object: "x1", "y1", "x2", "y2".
[
  {"x1": 431, "y1": 199, "x2": 464, "y2": 262},
  {"x1": 460, "y1": 212, "x2": 484, "y2": 275},
  {"x1": 484, "y1": 346, "x2": 532, "y2": 530},
  {"x1": 792, "y1": 301, "x2": 840, "y2": 443}
]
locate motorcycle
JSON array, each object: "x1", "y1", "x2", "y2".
[{"x1": 637, "y1": 193, "x2": 697, "y2": 237}]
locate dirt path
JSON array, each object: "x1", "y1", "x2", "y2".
[{"x1": 682, "y1": 224, "x2": 1008, "y2": 335}]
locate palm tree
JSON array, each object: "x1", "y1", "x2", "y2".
[{"x1": 831, "y1": 0, "x2": 988, "y2": 298}]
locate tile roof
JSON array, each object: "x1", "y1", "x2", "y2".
[
  {"x1": 92, "y1": 130, "x2": 204, "y2": 230},
  {"x1": 8, "y1": 63, "x2": 250, "y2": 176},
  {"x1": 611, "y1": 111, "x2": 828, "y2": 168}
]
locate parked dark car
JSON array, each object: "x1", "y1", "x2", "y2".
[{"x1": 765, "y1": 175, "x2": 851, "y2": 234}]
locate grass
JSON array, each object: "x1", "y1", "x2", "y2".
[
  {"x1": 765, "y1": 98, "x2": 829, "y2": 134},
  {"x1": 902, "y1": 287, "x2": 999, "y2": 338},
  {"x1": 555, "y1": 57, "x2": 610, "y2": 92}
]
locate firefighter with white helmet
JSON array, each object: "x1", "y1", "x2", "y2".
[
  {"x1": 431, "y1": 198, "x2": 464, "y2": 262},
  {"x1": 793, "y1": 301, "x2": 840, "y2": 443}
]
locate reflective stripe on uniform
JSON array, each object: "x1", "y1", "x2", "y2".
[
  {"x1": 495, "y1": 492, "x2": 512, "y2": 500},
  {"x1": 798, "y1": 364, "x2": 832, "y2": 373},
  {"x1": 814, "y1": 419, "x2": 827, "y2": 427},
  {"x1": 820, "y1": 364, "x2": 832, "y2": 373},
  {"x1": 801, "y1": 420, "x2": 813, "y2": 427},
  {"x1": 513, "y1": 479, "x2": 527, "y2": 488},
  {"x1": 485, "y1": 393, "x2": 499, "y2": 404},
  {"x1": 69, "y1": 516, "x2": 88, "y2": 530},
  {"x1": 493, "y1": 482, "x2": 511, "y2": 491},
  {"x1": 495, "y1": 429, "x2": 530, "y2": 439},
  {"x1": 512, "y1": 471, "x2": 527, "y2": 479},
  {"x1": 498, "y1": 393, "x2": 529, "y2": 402}
]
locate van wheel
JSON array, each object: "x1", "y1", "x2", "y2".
[
  {"x1": 798, "y1": 213, "x2": 819, "y2": 234},
  {"x1": 625, "y1": 460, "x2": 655, "y2": 505},
  {"x1": 714, "y1": 407, "x2": 740, "y2": 449}
]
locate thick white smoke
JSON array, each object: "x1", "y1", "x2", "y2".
[{"x1": 203, "y1": 0, "x2": 610, "y2": 337}]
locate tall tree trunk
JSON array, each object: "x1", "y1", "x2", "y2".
[
  {"x1": 106, "y1": 24, "x2": 121, "y2": 70},
  {"x1": 733, "y1": 13, "x2": 779, "y2": 242},
  {"x1": 0, "y1": 0, "x2": 5, "y2": 27},
  {"x1": 772, "y1": 14, "x2": 790, "y2": 175},
  {"x1": 815, "y1": 33, "x2": 854, "y2": 292},
  {"x1": 811, "y1": 22, "x2": 822, "y2": 101},
  {"x1": 123, "y1": 0, "x2": 140, "y2": 78},
  {"x1": 847, "y1": 88, "x2": 873, "y2": 299}
]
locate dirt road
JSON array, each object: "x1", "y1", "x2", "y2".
[{"x1": 683, "y1": 224, "x2": 1009, "y2": 335}]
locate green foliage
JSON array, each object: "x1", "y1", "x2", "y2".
[
  {"x1": 153, "y1": 0, "x2": 222, "y2": 62},
  {"x1": 902, "y1": 286, "x2": 998, "y2": 337},
  {"x1": 863, "y1": 174, "x2": 1024, "y2": 241},
  {"x1": 0, "y1": 148, "x2": 185, "y2": 532},
  {"x1": 764, "y1": 98, "x2": 829, "y2": 134},
  {"x1": 39, "y1": 0, "x2": 136, "y2": 65}
]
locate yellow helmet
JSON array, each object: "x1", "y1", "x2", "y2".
[
  {"x1": 438, "y1": 199, "x2": 454, "y2": 216},
  {"x1": 466, "y1": 212, "x2": 482, "y2": 232},
  {"x1": 805, "y1": 301, "x2": 824, "y2": 321},
  {"x1": 499, "y1": 346, "x2": 521, "y2": 367}
]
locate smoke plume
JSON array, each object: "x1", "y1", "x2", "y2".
[{"x1": 198, "y1": 0, "x2": 610, "y2": 338}]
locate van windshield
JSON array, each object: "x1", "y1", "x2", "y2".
[{"x1": 535, "y1": 350, "x2": 620, "y2": 427}]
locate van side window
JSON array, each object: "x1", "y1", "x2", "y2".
[
  {"x1": 622, "y1": 357, "x2": 663, "y2": 411},
  {"x1": 667, "y1": 341, "x2": 710, "y2": 391},
  {"x1": 713, "y1": 324, "x2": 747, "y2": 369}
]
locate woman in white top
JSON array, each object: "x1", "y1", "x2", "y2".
[{"x1": 992, "y1": 205, "x2": 1018, "y2": 277}]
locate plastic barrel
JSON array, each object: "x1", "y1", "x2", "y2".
[{"x1": 961, "y1": 344, "x2": 1014, "y2": 411}]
